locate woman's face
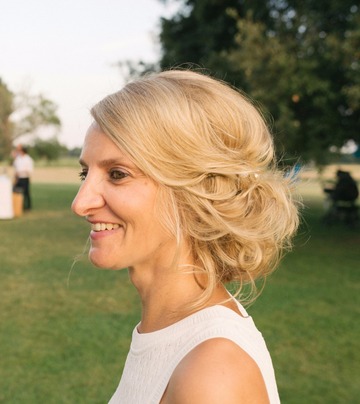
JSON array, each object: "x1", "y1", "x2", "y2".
[{"x1": 71, "y1": 123, "x2": 174, "y2": 271}]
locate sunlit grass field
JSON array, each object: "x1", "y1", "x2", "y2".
[{"x1": 0, "y1": 177, "x2": 359, "y2": 403}]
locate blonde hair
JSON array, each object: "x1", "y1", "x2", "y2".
[{"x1": 91, "y1": 70, "x2": 299, "y2": 306}]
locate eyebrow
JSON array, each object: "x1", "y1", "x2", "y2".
[{"x1": 79, "y1": 158, "x2": 134, "y2": 169}]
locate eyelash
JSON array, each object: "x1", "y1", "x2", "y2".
[
  {"x1": 79, "y1": 169, "x2": 87, "y2": 181},
  {"x1": 78, "y1": 168, "x2": 128, "y2": 182}
]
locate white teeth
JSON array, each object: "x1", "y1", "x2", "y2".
[{"x1": 91, "y1": 223, "x2": 120, "y2": 232}]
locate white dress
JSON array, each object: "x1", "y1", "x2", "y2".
[{"x1": 109, "y1": 301, "x2": 280, "y2": 403}]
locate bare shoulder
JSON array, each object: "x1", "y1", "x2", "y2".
[{"x1": 161, "y1": 338, "x2": 270, "y2": 404}]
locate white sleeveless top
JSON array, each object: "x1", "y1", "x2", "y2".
[{"x1": 108, "y1": 302, "x2": 280, "y2": 403}]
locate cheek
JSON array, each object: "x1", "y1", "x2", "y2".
[
  {"x1": 107, "y1": 190, "x2": 156, "y2": 226},
  {"x1": 153, "y1": 188, "x2": 178, "y2": 239}
]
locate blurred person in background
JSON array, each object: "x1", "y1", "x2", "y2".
[
  {"x1": 323, "y1": 169, "x2": 359, "y2": 226},
  {"x1": 72, "y1": 70, "x2": 299, "y2": 404},
  {"x1": 13, "y1": 144, "x2": 34, "y2": 210},
  {"x1": 324, "y1": 169, "x2": 359, "y2": 204}
]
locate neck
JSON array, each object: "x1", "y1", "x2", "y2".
[
  {"x1": 129, "y1": 265, "x2": 196, "y2": 332},
  {"x1": 129, "y1": 264, "x2": 233, "y2": 333}
]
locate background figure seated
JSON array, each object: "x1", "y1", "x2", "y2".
[{"x1": 323, "y1": 170, "x2": 359, "y2": 226}]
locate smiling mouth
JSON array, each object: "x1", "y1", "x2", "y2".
[{"x1": 91, "y1": 223, "x2": 121, "y2": 232}]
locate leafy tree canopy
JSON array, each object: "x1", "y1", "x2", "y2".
[
  {"x1": 29, "y1": 137, "x2": 67, "y2": 161},
  {"x1": 0, "y1": 79, "x2": 61, "y2": 161},
  {"x1": 0, "y1": 79, "x2": 14, "y2": 161},
  {"x1": 151, "y1": 0, "x2": 360, "y2": 166}
]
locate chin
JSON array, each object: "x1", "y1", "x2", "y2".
[
  {"x1": 89, "y1": 252, "x2": 112, "y2": 269},
  {"x1": 88, "y1": 251, "x2": 127, "y2": 271}
]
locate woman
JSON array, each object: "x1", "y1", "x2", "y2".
[{"x1": 72, "y1": 70, "x2": 299, "y2": 403}]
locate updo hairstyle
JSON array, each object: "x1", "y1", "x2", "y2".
[{"x1": 91, "y1": 70, "x2": 299, "y2": 305}]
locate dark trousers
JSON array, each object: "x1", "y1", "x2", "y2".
[{"x1": 15, "y1": 177, "x2": 31, "y2": 210}]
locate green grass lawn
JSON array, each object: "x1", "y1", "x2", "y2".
[{"x1": 0, "y1": 181, "x2": 359, "y2": 403}]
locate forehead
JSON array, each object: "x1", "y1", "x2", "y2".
[{"x1": 80, "y1": 123, "x2": 133, "y2": 167}]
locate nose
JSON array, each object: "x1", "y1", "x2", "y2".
[{"x1": 71, "y1": 177, "x2": 105, "y2": 217}]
